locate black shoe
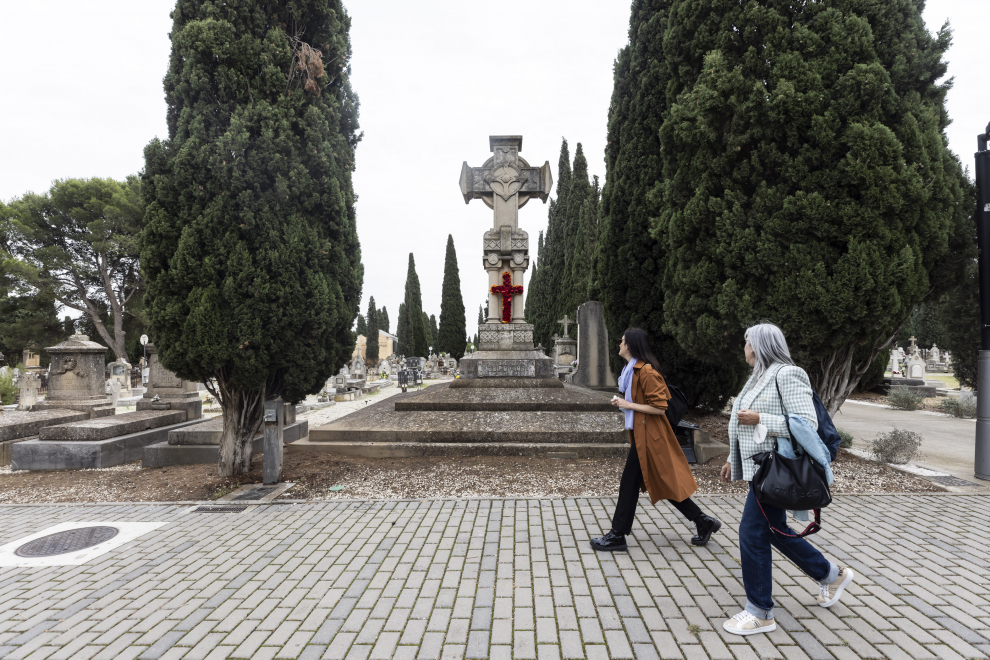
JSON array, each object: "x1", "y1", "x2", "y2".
[
  {"x1": 691, "y1": 514, "x2": 722, "y2": 546},
  {"x1": 590, "y1": 530, "x2": 627, "y2": 552}
]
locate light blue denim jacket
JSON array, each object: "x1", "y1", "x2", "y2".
[{"x1": 775, "y1": 414, "x2": 834, "y2": 520}]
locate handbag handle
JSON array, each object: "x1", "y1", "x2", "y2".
[{"x1": 773, "y1": 368, "x2": 794, "y2": 444}]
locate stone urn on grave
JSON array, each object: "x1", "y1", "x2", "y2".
[
  {"x1": 34, "y1": 333, "x2": 115, "y2": 418},
  {"x1": 455, "y1": 136, "x2": 557, "y2": 387}
]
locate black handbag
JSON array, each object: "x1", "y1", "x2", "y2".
[{"x1": 750, "y1": 372, "x2": 832, "y2": 538}]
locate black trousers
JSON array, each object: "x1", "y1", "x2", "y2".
[{"x1": 611, "y1": 439, "x2": 704, "y2": 535}]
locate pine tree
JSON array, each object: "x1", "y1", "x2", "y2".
[
  {"x1": 355, "y1": 314, "x2": 367, "y2": 337},
  {"x1": 396, "y1": 302, "x2": 408, "y2": 356},
  {"x1": 595, "y1": 0, "x2": 748, "y2": 411},
  {"x1": 141, "y1": 0, "x2": 363, "y2": 475},
  {"x1": 656, "y1": 0, "x2": 974, "y2": 412},
  {"x1": 437, "y1": 234, "x2": 467, "y2": 359},
  {"x1": 365, "y1": 296, "x2": 379, "y2": 366},
  {"x1": 379, "y1": 306, "x2": 390, "y2": 333},
  {"x1": 401, "y1": 254, "x2": 429, "y2": 357}
]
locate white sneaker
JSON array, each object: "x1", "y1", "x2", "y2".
[
  {"x1": 722, "y1": 611, "x2": 777, "y2": 636},
  {"x1": 817, "y1": 566, "x2": 854, "y2": 607}
]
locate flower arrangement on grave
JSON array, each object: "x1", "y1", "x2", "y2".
[{"x1": 490, "y1": 271, "x2": 523, "y2": 324}]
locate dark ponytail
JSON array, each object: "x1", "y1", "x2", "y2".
[{"x1": 622, "y1": 327, "x2": 662, "y2": 374}]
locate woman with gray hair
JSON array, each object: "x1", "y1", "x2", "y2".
[{"x1": 719, "y1": 322, "x2": 854, "y2": 635}]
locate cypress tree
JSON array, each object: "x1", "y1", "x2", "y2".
[
  {"x1": 530, "y1": 140, "x2": 572, "y2": 348},
  {"x1": 366, "y1": 296, "x2": 379, "y2": 366},
  {"x1": 379, "y1": 306, "x2": 390, "y2": 333},
  {"x1": 141, "y1": 0, "x2": 362, "y2": 475},
  {"x1": 656, "y1": 0, "x2": 974, "y2": 412},
  {"x1": 429, "y1": 314, "x2": 438, "y2": 351},
  {"x1": 396, "y1": 302, "x2": 408, "y2": 356},
  {"x1": 401, "y1": 254, "x2": 429, "y2": 357},
  {"x1": 421, "y1": 311, "x2": 432, "y2": 350},
  {"x1": 437, "y1": 234, "x2": 467, "y2": 359},
  {"x1": 561, "y1": 144, "x2": 593, "y2": 327},
  {"x1": 940, "y1": 261, "x2": 978, "y2": 390},
  {"x1": 355, "y1": 314, "x2": 367, "y2": 337},
  {"x1": 576, "y1": 176, "x2": 601, "y2": 302},
  {"x1": 595, "y1": 0, "x2": 747, "y2": 411}
]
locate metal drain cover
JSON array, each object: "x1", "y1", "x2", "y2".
[
  {"x1": 193, "y1": 506, "x2": 248, "y2": 513},
  {"x1": 15, "y1": 526, "x2": 119, "y2": 558},
  {"x1": 929, "y1": 475, "x2": 980, "y2": 487},
  {"x1": 234, "y1": 485, "x2": 279, "y2": 501}
]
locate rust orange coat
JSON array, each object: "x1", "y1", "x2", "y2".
[{"x1": 629, "y1": 361, "x2": 698, "y2": 504}]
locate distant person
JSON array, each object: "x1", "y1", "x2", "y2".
[
  {"x1": 720, "y1": 322, "x2": 853, "y2": 636},
  {"x1": 591, "y1": 328, "x2": 722, "y2": 551}
]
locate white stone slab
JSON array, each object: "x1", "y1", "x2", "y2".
[{"x1": 0, "y1": 521, "x2": 166, "y2": 567}]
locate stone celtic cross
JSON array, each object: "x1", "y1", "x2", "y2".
[{"x1": 459, "y1": 136, "x2": 553, "y2": 324}]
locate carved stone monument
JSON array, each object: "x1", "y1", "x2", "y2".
[
  {"x1": 35, "y1": 334, "x2": 114, "y2": 418},
  {"x1": 456, "y1": 136, "x2": 556, "y2": 384},
  {"x1": 552, "y1": 314, "x2": 578, "y2": 377},
  {"x1": 567, "y1": 301, "x2": 618, "y2": 389},
  {"x1": 136, "y1": 344, "x2": 202, "y2": 420}
]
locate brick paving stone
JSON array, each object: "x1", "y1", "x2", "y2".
[{"x1": 0, "y1": 497, "x2": 988, "y2": 660}]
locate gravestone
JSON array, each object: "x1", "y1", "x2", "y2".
[
  {"x1": 350, "y1": 355, "x2": 366, "y2": 380},
  {"x1": 107, "y1": 359, "x2": 133, "y2": 397},
  {"x1": 906, "y1": 352, "x2": 927, "y2": 380},
  {"x1": 456, "y1": 136, "x2": 556, "y2": 383},
  {"x1": 106, "y1": 379, "x2": 122, "y2": 407},
  {"x1": 333, "y1": 368, "x2": 348, "y2": 393},
  {"x1": 135, "y1": 344, "x2": 202, "y2": 420},
  {"x1": 567, "y1": 301, "x2": 617, "y2": 389},
  {"x1": 553, "y1": 314, "x2": 578, "y2": 376},
  {"x1": 17, "y1": 372, "x2": 41, "y2": 411},
  {"x1": 35, "y1": 334, "x2": 114, "y2": 418}
]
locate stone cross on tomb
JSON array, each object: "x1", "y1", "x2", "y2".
[
  {"x1": 460, "y1": 136, "x2": 553, "y2": 324},
  {"x1": 557, "y1": 314, "x2": 574, "y2": 337},
  {"x1": 908, "y1": 335, "x2": 918, "y2": 355}
]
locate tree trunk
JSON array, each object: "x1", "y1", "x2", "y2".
[{"x1": 210, "y1": 380, "x2": 266, "y2": 477}]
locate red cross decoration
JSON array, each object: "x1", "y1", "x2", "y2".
[{"x1": 490, "y1": 271, "x2": 523, "y2": 324}]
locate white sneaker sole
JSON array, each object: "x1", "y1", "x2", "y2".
[
  {"x1": 722, "y1": 619, "x2": 777, "y2": 636},
  {"x1": 819, "y1": 568, "x2": 855, "y2": 608}
]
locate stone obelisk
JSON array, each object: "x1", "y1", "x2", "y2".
[{"x1": 455, "y1": 136, "x2": 556, "y2": 385}]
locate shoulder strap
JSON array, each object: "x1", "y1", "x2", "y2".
[{"x1": 773, "y1": 367, "x2": 794, "y2": 443}]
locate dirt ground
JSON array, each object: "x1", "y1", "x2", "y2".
[{"x1": 0, "y1": 444, "x2": 943, "y2": 504}]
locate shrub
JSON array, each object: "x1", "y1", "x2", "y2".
[
  {"x1": 886, "y1": 387, "x2": 925, "y2": 411},
  {"x1": 0, "y1": 370, "x2": 17, "y2": 405},
  {"x1": 857, "y1": 347, "x2": 890, "y2": 392},
  {"x1": 870, "y1": 429, "x2": 923, "y2": 464},
  {"x1": 836, "y1": 428, "x2": 854, "y2": 449},
  {"x1": 936, "y1": 396, "x2": 977, "y2": 419}
]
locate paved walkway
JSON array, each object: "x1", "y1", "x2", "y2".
[{"x1": 1, "y1": 495, "x2": 989, "y2": 660}]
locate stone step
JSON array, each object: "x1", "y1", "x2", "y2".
[
  {"x1": 39, "y1": 409, "x2": 187, "y2": 441},
  {"x1": 310, "y1": 411, "x2": 625, "y2": 444},
  {"x1": 394, "y1": 384, "x2": 613, "y2": 412},
  {"x1": 143, "y1": 420, "x2": 308, "y2": 467},
  {"x1": 289, "y1": 439, "x2": 630, "y2": 459}
]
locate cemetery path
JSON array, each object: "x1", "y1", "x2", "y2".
[
  {"x1": 0, "y1": 495, "x2": 988, "y2": 660},
  {"x1": 834, "y1": 400, "x2": 985, "y2": 484}
]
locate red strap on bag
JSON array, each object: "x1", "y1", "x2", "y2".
[{"x1": 756, "y1": 499, "x2": 821, "y2": 538}]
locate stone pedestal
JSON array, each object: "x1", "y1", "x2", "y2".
[
  {"x1": 135, "y1": 344, "x2": 202, "y2": 421},
  {"x1": 16, "y1": 372, "x2": 41, "y2": 411},
  {"x1": 457, "y1": 323, "x2": 556, "y2": 383},
  {"x1": 35, "y1": 334, "x2": 114, "y2": 418}
]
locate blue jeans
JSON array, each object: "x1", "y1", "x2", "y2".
[{"x1": 739, "y1": 482, "x2": 838, "y2": 619}]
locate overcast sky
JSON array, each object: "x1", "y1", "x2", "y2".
[{"x1": 1, "y1": 0, "x2": 985, "y2": 337}]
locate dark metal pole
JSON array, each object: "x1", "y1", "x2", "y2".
[{"x1": 975, "y1": 124, "x2": 990, "y2": 480}]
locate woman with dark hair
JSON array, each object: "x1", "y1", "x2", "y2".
[{"x1": 590, "y1": 327, "x2": 722, "y2": 551}]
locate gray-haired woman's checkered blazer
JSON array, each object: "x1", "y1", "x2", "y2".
[{"x1": 728, "y1": 363, "x2": 819, "y2": 482}]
